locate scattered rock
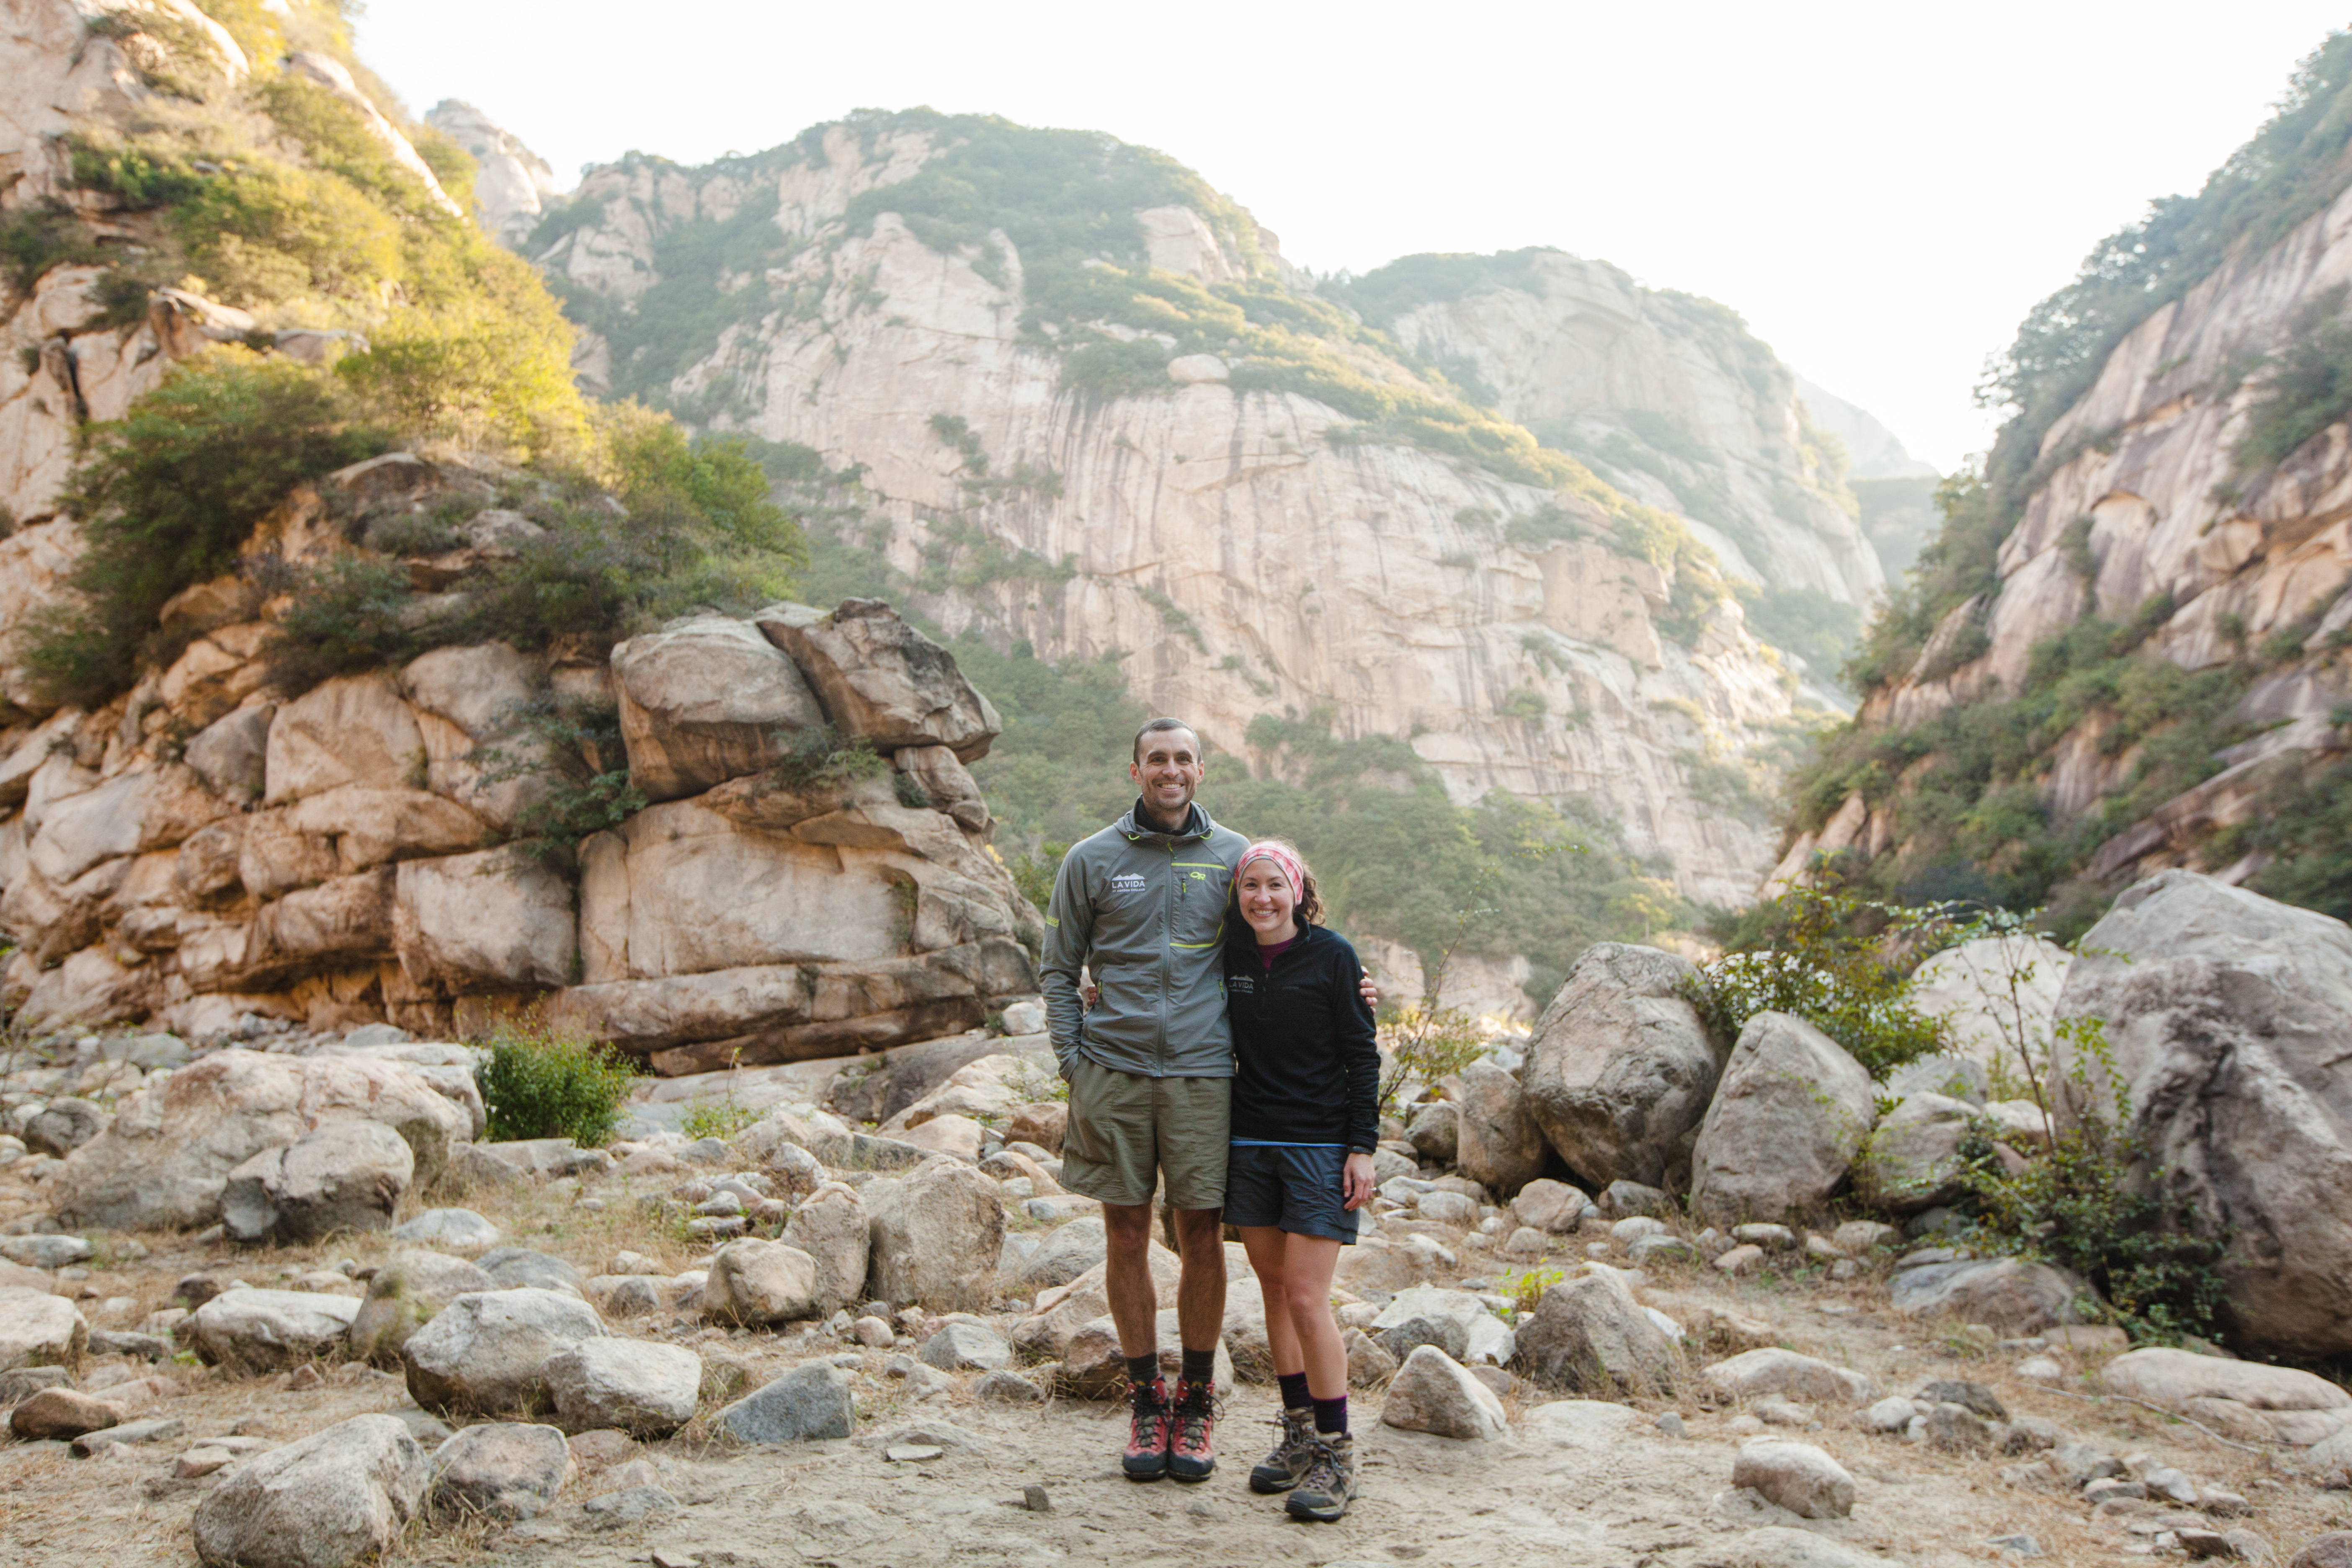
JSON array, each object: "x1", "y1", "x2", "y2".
[
  {"x1": 1513, "y1": 1268, "x2": 1676, "y2": 1395},
  {"x1": 1510, "y1": 1179, "x2": 1589, "y2": 1234},
  {"x1": 864, "y1": 1157, "x2": 1006, "y2": 1311},
  {"x1": 389, "y1": 1208, "x2": 500, "y2": 1252},
  {"x1": 582, "y1": 1483, "x2": 678, "y2": 1528},
  {"x1": 715, "y1": 1363, "x2": 856, "y2": 1444},
  {"x1": 1370, "y1": 1286, "x2": 1487, "y2": 1363},
  {"x1": 0, "y1": 1285, "x2": 87, "y2": 1368},
  {"x1": 22, "y1": 1097, "x2": 106, "y2": 1157},
  {"x1": 918, "y1": 1321, "x2": 1012, "y2": 1372},
  {"x1": 9, "y1": 1386, "x2": 126, "y2": 1439},
  {"x1": 0, "y1": 1233, "x2": 92, "y2": 1268},
  {"x1": 1692, "y1": 1013, "x2": 1875, "y2": 1226},
  {"x1": 1918, "y1": 1378, "x2": 2008, "y2": 1420},
  {"x1": 51, "y1": 1051, "x2": 466, "y2": 1233},
  {"x1": 346, "y1": 1252, "x2": 494, "y2": 1365},
  {"x1": 544, "y1": 1339, "x2": 703, "y2": 1437},
  {"x1": 1380, "y1": 1344, "x2": 1507, "y2": 1439},
  {"x1": 975, "y1": 1368, "x2": 1044, "y2": 1404},
  {"x1": 701, "y1": 1238, "x2": 821, "y2": 1325},
  {"x1": 191, "y1": 1288, "x2": 361, "y2": 1374},
  {"x1": 1453, "y1": 1060, "x2": 1548, "y2": 1195},
  {"x1": 220, "y1": 1119, "x2": 414, "y2": 1243},
  {"x1": 402, "y1": 1288, "x2": 609, "y2": 1415},
  {"x1": 2100, "y1": 1347, "x2": 2350, "y2": 1432},
  {"x1": 1732, "y1": 1438, "x2": 1856, "y2": 1519},
  {"x1": 1406, "y1": 1100, "x2": 1459, "y2": 1163},
  {"x1": 1888, "y1": 1259, "x2": 2082, "y2": 1333},
  {"x1": 1702, "y1": 1348, "x2": 1875, "y2": 1406},
  {"x1": 782, "y1": 1184, "x2": 871, "y2": 1315},
  {"x1": 1345, "y1": 1328, "x2": 1399, "y2": 1388},
  {"x1": 191, "y1": 1413, "x2": 428, "y2": 1568},
  {"x1": 428, "y1": 1422, "x2": 573, "y2": 1520},
  {"x1": 475, "y1": 1248, "x2": 586, "y2": 1295},
  {"x1": 2290, "y1": 1533, "x2": 2352, "y2": 1568},
  {"x1": 1854, "y1": 1092, "x2": 1976, "y2": 1213}
]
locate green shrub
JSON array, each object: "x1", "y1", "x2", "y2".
[
  {"x1": 19, "y1": 354, "x2": 387, "y2": 705},
  {"x1": 679, "y1": 1091, "x2": 760, "y2": 1143},
  {"x1": 474, "y1": 1017, "x2": 639, "y2": 1146},
  {"x1": 1962, "y1": 1016, "x2": 2228, "y2": 1343},
  {"x1": 260, "y1": 554, "x2": 420, "y2": 694},
  {"x1": 173, "y1": 160, "x2": 405, "y2": 306},
  {"x1": 0, "y1": 200, "x2": 97, "y2": 293},
  {"x1": 1685, "y1": 879, "x2": 1947, "y2": 1076}
]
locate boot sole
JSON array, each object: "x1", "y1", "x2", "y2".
[
  {"x1": 1168, "y1": 1460, "x2": 1216, "y2": 1483},
  {"x1": 1286, "y1": 1490, "x2": 1356, "y2": 1522},
  {"x1": 1249, "y1": 1467, "x2": 1304, "y2": 1493},
  {"x1": 1122, "y1": 1457, "x2": 1169, "y2": 1481}
]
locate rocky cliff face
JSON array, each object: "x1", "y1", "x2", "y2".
[
  {"x1": 518, "y1": 117, "x2": 1896, "y2": 907},
  {"x1": 1346, "y1": 250, "x2": 1884, "y2": 608},
  {"x1": 0, "y1": 445, "x2": 1039, "y2": 1055},
  {"x1": 1777, "y1": 110, "x2": 2352, "y2": 922}
]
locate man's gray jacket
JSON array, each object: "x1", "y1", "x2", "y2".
[{"x1": 1039, "y1": 800, "x2": 1248, "y2": 1079}]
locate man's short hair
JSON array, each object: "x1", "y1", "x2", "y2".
[{"x1": 1133, "y1": 717, "x2": 1200, "y2": 763}]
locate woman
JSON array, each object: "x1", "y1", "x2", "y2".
[{"x1": 1222, "y1": 838, "x2": 1379, "y2": 1523}]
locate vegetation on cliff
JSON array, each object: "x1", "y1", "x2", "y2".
[
  {"x1": 1785, "y1": 28, "x2": 2352, "y2": 928},
  {"x1": 11, "y1": 1, "x2": 803, "y2": 709}
]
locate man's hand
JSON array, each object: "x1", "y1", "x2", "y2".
[
  {"x1": 1341, "y1": 1152, "x2": 1376, "y2": 1211},
  {"x1": 1083, "y1": 982, "x2": 1100, "y2": 1011},
  {"x1": 1358, "y1": 974, "x2": 1380, "y2": 1010}
]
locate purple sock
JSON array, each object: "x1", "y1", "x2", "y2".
[
  {"x1": 1313, "y1": 1394, "x2": 1348, "y2": 1436},
  {"x1": 1277, "y1": 1372, "x2": 1310, "y2": 1411}
]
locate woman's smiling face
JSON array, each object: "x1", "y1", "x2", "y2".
[{"x1": 1238, "y1": 861, "x2": 1297, "y2": 938}]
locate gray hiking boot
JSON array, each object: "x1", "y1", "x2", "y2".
[
  {"x1": 1249, "y1": 1407, "x2": 1315, "y2": 1493},
  {"x1": 1285, "y1": 1433, "x2": 1357, "y2": 1522}
]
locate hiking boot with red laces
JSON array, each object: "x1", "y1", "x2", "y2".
[
  {"x1": 1122, "y1": 1376, "x2": 1173, "y2": 1480},
  {"x1": 1168, "y1": 1377, "x2": 1219, "y2": 1483}
]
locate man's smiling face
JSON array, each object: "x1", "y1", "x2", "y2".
[{"x1": 1131, "y1": 727, "x2": 1204, "y2": 823}]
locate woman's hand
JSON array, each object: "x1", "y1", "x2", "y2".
[
  {"x1": 1341, "y1": 1152, "x2": 1377, "y2": 1211},
  {"x1": 1358, "y1": 975, "x2": 1380, "y2": 1009}
]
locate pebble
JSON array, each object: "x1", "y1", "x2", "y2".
[
  {"x1": 1987, "y1": 1534, "x2": 2041, "y2": 1557},
  {"x1": 1714, "y1": 1244, "x2": 1765, "y2": 1275},
  {"x1": 1022, "y1": 1483, "x2": 1051, "y2": 1513},
  {"x1": 885, "y1": 1444, "x2": 944, "y2": 1462}
]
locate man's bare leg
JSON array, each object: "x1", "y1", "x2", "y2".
[
  {"x1": 1102, "y1": 1200, "x2": 1161, "y2": 1358},
  {"x1": 1171, "y1": 1205, "x2": 1227, "y2": 1357}
]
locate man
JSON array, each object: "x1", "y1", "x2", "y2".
[{"x1": 1039, "y1": 717, "x2": 1374, "y2": 1483}]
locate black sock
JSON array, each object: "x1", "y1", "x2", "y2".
[
  {"x1": 1277, "y1": 1371, "x2": 1311, "y2": 1411},
  {"x1": 1127, "y1": 1354, "x2": 1160, "y2": 1389},
  {"x1": 1180, "y1": 1347, "x2": 1217, "y2": 1389},
  {"x1": 1313, "y1": 1394, "x2": 1348, "y2": 1436}
]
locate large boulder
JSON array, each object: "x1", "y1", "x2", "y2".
[
  {"x1": 1689, "y1": 1012, "x2": 1873, "y2": 1225},
  {"x1": 609, "y1": 613, "x2": 827, "y2": 802},
  {"x1": 1852, "y1": 1092, "x2": 1974, "y2": 1213},
  {"x1": 191, "y1": 1414, "x2": 428, "y2": 1568},
  {"x1": 0, "y1": 1287, "x2": 86, "y2": 1368},
  {"x1": 1512, "y1": 1268, "x2": 1677, "y2": 1395},
  {"x1": 347, "y1": 1252, "x2": 495, "y2": 1365},
  {"x1": 544, "y1": 1340, "x2": 702, "y2": 1437},
  {"x1": 1909, "y1": 932, "x2": 2070, "y2": 1075},
  {"x1": 782, "y1": 1183, "x2": 870, "y2": 1316},
  {"x1": 401, "y1": 1288, "x2": 609, "y2": 1415},
  {"x1": 220, "y1": 1119, "x2": 415, "y2": 1243},
  {"x1": 701, "y1": 1238, "x2": 821, "y2": 1325},
  {"x1": 2100, "y1": 1346, "x2": 2350, "y2": 1446},
  {"x1": 48, "y1": 1050, "x2": 468, "y2": 1232},
  {"x1": 1453, "y1": 1060, "x2": 1547, "y2": 1196},
  {"x1": 865, "y1": 1156, "x2": 1006, "y2": 1311},
  {"x1": 1523, "y1": 944, "x2": 1718, "y2": 1189},
  {"x1": 757, "y1": 599, "x2": 1001, "y2": 761},
  {"x1": 191, "y1": 1289, "x2": 361, "y2": 1373},
  {"x1": 2055, "y1": 871, "x2": 2352, "y2": 1356}
]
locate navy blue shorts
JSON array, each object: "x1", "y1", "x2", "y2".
[{"x1": 1224, "y1": 1143, "x2": 1359, "y2": 1244}]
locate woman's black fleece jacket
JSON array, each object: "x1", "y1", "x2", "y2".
[{"x1": 1222, "y1": 921, "x2": 1381, "y2": 1151}]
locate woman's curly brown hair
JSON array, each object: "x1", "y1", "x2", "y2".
[{"x1": 1230, "y1": 836, "x2": 1325, "y2": 925}]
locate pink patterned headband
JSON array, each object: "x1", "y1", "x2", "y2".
[{"x1": 1235, "y1": 841, "x2": 1307, "y2": 900}]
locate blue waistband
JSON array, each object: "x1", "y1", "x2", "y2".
[{"x1": 1230, "y1": 1138, "x2": 1345, "y2": 1149}]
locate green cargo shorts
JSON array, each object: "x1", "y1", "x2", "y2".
[{"x1": 1059, "y1": 1055, "x2": 1230, "y2": 1210}]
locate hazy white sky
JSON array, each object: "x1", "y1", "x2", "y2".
[{"x1": 357, "y1": 2, "x2": 2349, "y2": 472}]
